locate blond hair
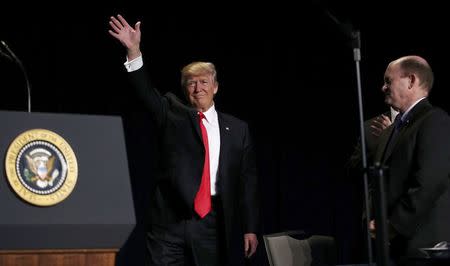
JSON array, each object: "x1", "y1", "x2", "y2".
[{"x1": 181, "y1": 62, "x2": 218, "y2": 88}]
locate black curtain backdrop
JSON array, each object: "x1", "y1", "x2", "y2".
[{"x1": 1, "y1": 1, "x2": 449, "y2": 265}]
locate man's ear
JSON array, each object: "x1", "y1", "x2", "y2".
[{"x1": 408, "y1": 74, "x2": 416, "y2": 89}]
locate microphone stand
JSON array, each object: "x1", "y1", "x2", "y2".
[
  {"x1": 352, "y1": 31, "x2": 389, "y2": 266},
  {"x1": 320, "y1": 7, "x2": 389, "y2": 265},
  {"x1": 370, "y1": 163, "x2": 389, "y2": 266},
  {"x1": 351, "y1": 31, "x2": 374, "y2": 266},
  {"x1": 1, "y1": 40, "x2": 32, "y2": 113},
  {"x1": 322, "y1": 9, "x2": 374, "y2": 263}
]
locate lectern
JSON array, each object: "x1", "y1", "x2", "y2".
[{"x1": 0, "y1": 111, "x2": 135, "y2": 266}]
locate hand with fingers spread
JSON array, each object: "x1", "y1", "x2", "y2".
[{"x1": 108, "y1": 14, "x2": 142, "y2": 61}]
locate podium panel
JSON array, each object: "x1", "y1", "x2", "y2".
[
  {"x1": 0, "y1": 249, "x2": 116, "y2": 266},
  {"x1": 0, "y1": 110, "x2": 135, "y2": 252}
]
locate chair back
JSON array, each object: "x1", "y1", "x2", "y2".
[{"x1": 263, "y1": 231, "x2": 336, "y2": 266}]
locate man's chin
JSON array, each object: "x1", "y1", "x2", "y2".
[{"x1": 192, "y1": 102, "x2": 209, "y2": 111}]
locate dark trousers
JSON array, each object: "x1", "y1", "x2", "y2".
[{"x1": 146, "y1": 198, "x2": 225, "y2": 266}]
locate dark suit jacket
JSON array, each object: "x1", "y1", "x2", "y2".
[
  {"x1": 128, "y1": 66, "x2": 259, "y2": 257},
  {"x1": 374, "y1": 98, "x2": 450, "y2": 259}
]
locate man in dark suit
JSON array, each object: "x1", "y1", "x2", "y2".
[
  {"x1": 370, "y1": 55, "x2": 450, "y2": 265},
  {"x1": 108, "y1": 15, "x2": 259, "y2": 266}
]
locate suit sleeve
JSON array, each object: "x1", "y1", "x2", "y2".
[
  {"x1": 128, "y1": 66, "x2": 168, "y2": 128},
  {"x1": 240, "y1": 123, "x2": 260, "y2": 233},
  {"x1": 390, "y1": 111, "x2": 450, "y2": 237}
]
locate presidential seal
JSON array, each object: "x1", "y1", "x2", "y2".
[{"x1": 5, "y1": 129, "x2": 78, "y2": 206}]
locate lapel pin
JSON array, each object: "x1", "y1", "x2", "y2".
[{"x1": 225, "y1": 127, "x2": 230, "y2": 131}]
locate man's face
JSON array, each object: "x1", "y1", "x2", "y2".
[
  {"x1": 185, "y1": 74, "x2": 218, "y2": 112},
  {"x1": 382, "y1": 63, "x2": 411, "y2": 112}
]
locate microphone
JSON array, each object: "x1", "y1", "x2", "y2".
[
  {"x1": 319, "y1": 8, "x2": 361, "y2": 60},
  {"x1": 324, "y1": 10, "x2": 360, "y2": 49},
  {"x1": 312, "y1": 0, "x2": 361, "y2": 50},
  {"x1": 1, "y1": 40, "x2": 32, "y2": 113}
]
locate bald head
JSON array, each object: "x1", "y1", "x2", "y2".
[
  {"x1": 391, "y1": 55, "x2": 434, "y2": 92},
  {"x1": 382, "y1": 55, "x2": 435, "y2": 113}
]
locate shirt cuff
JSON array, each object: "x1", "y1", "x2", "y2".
[{"x1": 124, "y1": 55, "x2": 143, "y2": 72}]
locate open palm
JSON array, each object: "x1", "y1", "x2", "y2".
[{"x1": 108, "y1": 14, "x2": 141, "y2": 52}]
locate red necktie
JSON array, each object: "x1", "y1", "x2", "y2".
[{"x1": 194, "y1": 112, "x2": 211, "y2": 218}]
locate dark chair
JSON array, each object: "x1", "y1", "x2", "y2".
[{"x1": 263, "y1": 230, "x2": 337, "y2": 266}]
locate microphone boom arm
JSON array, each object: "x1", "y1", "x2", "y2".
[{"x1": 1, "y1": 40, "x2": 32, "y2": 113}]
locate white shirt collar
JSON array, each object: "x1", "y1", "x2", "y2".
[
  {"x1": 402, "y1": 97, "x2": 426, "y2": 120},
  {"x1": 200, "y1": 105, "x2": 218, "y2": 126},
  {"x1": 390, "y1": 107, "x2": 399, "y2": 121}
]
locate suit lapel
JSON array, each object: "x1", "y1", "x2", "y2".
[
  {"x1": 189, "y1": 111, "x2": 203, "y2": 144},
  {"x1": 381, "y1": 125, "x2": 407, "y2": 162},
  {"x1": 379, "y1": 99, "x2": 433, "y2": 163},
  {"x1": 375, "y1": 125, "x2": 393, "y2": 163},
  {"x1": 217, "y1": 113, "x2": 231, "y2": 186}
]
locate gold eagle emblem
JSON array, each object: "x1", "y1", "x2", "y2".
[{"x1": 25, "y1": 153, "x2": 59, "y2": 188}]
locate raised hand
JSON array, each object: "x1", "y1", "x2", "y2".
[{"x1": 108, "y1": 14, "x2": 142, "y2": 60}]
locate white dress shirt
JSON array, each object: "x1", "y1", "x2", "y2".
[{"x1": 200, "y1": 106, "x2": 221, "y2": 196}]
